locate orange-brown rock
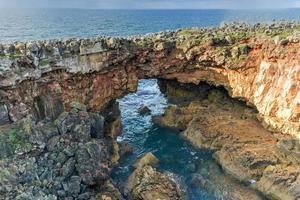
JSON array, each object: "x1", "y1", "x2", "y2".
[
  {"x1": 154, "y1": 84, "x2": 300, "y2": 200},
  {"x1": 0, "y1": 23, "x2": 299, "y2": 138}
]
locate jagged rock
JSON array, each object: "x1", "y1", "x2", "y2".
[
  {"x1": 0, "y1": 104, "x2": 9, "y2": 125},
  {"x1": 133, "y1": 152, "x2": 159, "y2": 169},
  {"x1": 75, "y1": 140, "x2": 111, "y2": 185},
  {"x1": 118, "y1": 142, "x2": 134, "y2": 157},
  {"x1": 89, "y1": 113, "x2": 105, "y2": 139},
  {"x1": 0, "y1": 107, "x2": 118, "y2": 199},
  {"x1": 61, "y1": 158, "x2": 76, "y2": 179},
  {"x1": 63, "y1": 176, "x2": 81, "y2": 197},
  {"x1": 95, "y1": 180, "x2": 122, "y2": 200},
  {"x1": 1, "y1": 22, "x2": 300, "y2": 200},
  {"x1": 55, "y1": 110, "x2": 92, "y2": 142},
  {"x1": 256, "y1": 165, "x2": 300, "y2": 200},
  {"x1": 277, "y1": 139, "x2": 300, "y2": 164},
  {"x1": 189, "y1": 161, "x2": 265, "y2": 200},
  {"x1": 125, "y1": 165, "x2": 184, "y2": 200},
  {"x1": 138, "y1": 106, "x2": 151, "y2": 115}
]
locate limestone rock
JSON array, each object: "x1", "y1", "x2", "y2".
[
  {"x1": 133, "y1": 152, "x2": 159, "y2": 169},
  {"x1": 189, "y1": 161, "x2": 265, "y2": 200},
  {"x1": 125, "y1": 165, "x2": 184, "y2": 200},
  {"x1": 96, "y1": 180, "x2": 122, "y2": 200},
  {"x1": 256, "y1": 165, "x2": 300, "y2": 200},
  {"x1": 155, "y1": 81, "x2": 300, "y2": 200}
]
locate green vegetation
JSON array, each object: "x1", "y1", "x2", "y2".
[
  {"x1": 0, "y1": 54, "x2": 23, "y2": 59},
  {"x1": 177, "y1": 29, "x2": 200, "y2": 36},
  {"x1": 7, "y1": 128, "x2": 32, "y2": 152},
  {"x1": 239, "y1": 55, "x2": 248, "y2": 61},
  {"x1": 263, "y1": 25, "x2": 300, "y2": 40},
  {"x1": 135, "y1": 40, "x2": 151, "y2": 47},
  {"x1": 39, "y1": 58, "x2": 51, "y2": 66},
  {"x1": 7, "y1": 128, "x2": 22, "y2": 151}
]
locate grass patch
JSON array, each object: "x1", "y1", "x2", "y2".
[
  {"x1": 0, "y1": 54, "x2": 23, "y2": 59},
  {"x1": 39, "y1": 58, "x2": 51, "y2": 66},
  {"x1": 177, "y1": 29, "x2": 200, "y2": 36},
  {"x1": 7, "y1": 128, "x2": 32, "y2": 152}
]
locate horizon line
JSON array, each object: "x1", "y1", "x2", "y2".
[{"x1": 0, "y1": 7, "x2": 300, "y2": 10}]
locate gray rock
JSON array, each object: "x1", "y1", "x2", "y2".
[
  {"x1": 57, "y1": 190, "x2": 66, "y2": 198},
  {"x1": 67, "y1": 176, "x2": 81, "y2": 197},
  {"x1": 89, "y1": 113, "x2": 105, "y2": 139},
  {"x1": 47, "y1": 136, "x2": 60, "y2": 152},
  {"x1": 0, "y1": 104, "x2": 10, "y2": 125},
  {"x1": 0, "y1": 138, "x2": 13, "y2": 159},
  {"x1": 78, "y1": 192, "x2": 91, "y2": 200},
  {"x1": 75, "y1": 140, "x2": 111, "y2": 185},
  {"x1": 55, "y1": 111, "x2": 92, "y2": 142},
  {"x1": 56, "y1": 152, "x2": 68, "y2": 165},
  {"x1": 61, "y1": 158, "x2": 76, "y2": 179}
]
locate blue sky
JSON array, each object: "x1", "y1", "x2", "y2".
[{"x1": 0, "y1": 0, "x2": 300, "y2": 9}]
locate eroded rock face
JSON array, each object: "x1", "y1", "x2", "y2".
[
  {"x1": 154, "y1": 81, "x2": 300, "y2": 200},
  {"x1": 189, "y1": 161, "x2": 265, "y2": 200},
  {"x1": 1, "y1": 22, "x2": 300, "y2": 200},
  {"x1": 0, "y1": 22, "x2": 299, "y2": 138}
]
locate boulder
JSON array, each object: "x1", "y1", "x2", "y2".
[
  {"x1": 138, "y1": 106, "x2": 151, "y2": 115},
  {"x1": 125, "y1": 165, "x2": 184, "y2": 200},
  {"x1": 133, "y1": 152, "x2": 159, "y2": 169},
  {"x1": 75, "y1": 140, "x2": 111, "y2": 185},
  {"x1": 95, "y1": 180, "x2": 122, "y2": 200},
  {"x1": 63, "y1": 176, "x2": 81, "y2": 197},
  {"x1": 55, "y1": 111, "x2": 92, "y2": 142}
]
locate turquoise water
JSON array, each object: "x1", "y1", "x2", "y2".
[
  {"x1": 1, "y1": 9, "x2": 300, "y2": 42},
  {"x1": 112, "y1": 79, "x2": 216, "y2": 199}
]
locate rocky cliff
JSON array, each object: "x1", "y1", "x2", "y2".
[
  {"x1": 0, "y1": 22, "x2": 300, "y2": 200},
  {"x1": 0, "y1": 22, "x2": 299, "y2": 138}
]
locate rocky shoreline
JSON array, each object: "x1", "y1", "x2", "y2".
[
  {"x1": 154, "y1": 80, "x2": 300, "y2": 200},
  {"x1": 0, "y1": 22, "x2": 300, "y2": 200}
]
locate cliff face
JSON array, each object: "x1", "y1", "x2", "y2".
[{"x1": 0, "y1": 23, "x2": 299, "y2": 138}]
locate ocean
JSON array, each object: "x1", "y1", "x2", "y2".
[{"x1": 1, "y1": 8, "x2": 300, "y2": 42}]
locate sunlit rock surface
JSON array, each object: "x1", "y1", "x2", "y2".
[{"x1": 154, "y1": 80, "x2": 300, "y2": 200}]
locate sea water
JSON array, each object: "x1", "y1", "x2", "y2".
[{"x1": 1, "y1": 8, "x2": 300, "y2": 42}]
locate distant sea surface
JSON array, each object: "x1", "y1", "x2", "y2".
[{"x1": 1, "y1": 9, "x2": 300, "y2": 42}]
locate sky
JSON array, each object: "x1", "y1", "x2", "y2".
[{"x1": 0, "y1": 0, "x2": 300, "y2": 9}]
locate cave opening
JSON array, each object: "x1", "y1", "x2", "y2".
[{"x1": 111, "y1": 78, "x2": 265, "y2": 200}]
